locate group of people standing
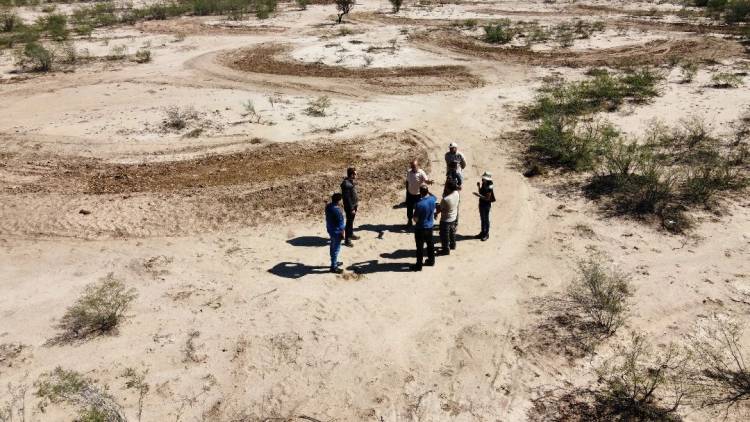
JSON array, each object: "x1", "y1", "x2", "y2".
[{"x1": 325, "y1": 143, "x2": 495, "y2": 274}]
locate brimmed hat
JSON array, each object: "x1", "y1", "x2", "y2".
[
  {"x1": 449, "y1": 142, "x2": 458, "y2": 148},
  {"x1": 481, "y1": 171, "x2": 493, "y2": 181}
]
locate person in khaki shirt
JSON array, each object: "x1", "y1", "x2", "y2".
[
  {"x1": 436, "y1": 180, "x2": 460, "y2": 255},
  {"x1": 405, "y1": 159, "x2": 431, "y2": 228}
]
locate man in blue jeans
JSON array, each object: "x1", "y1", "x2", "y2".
[
  {"x1": 411, "y1": 185, "x2": 437, "y2": 271},
  {"x1": 325, "y1": 193, "x2": 346, "y2": 274}
]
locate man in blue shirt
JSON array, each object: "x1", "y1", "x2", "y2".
[
  {"x1": 325, "y1": 193, "x2": 346, "y2": 274},
  {"x1": 411, "y1": 185, "x2": 437, "y2": 271}
]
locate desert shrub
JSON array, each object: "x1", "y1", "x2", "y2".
[
  {"x1": 389, "y1": 0, "x2": 402, "y2": 12},
  {"x1": 462, "y1": 18, "x2": 477, "y2": 28},
  {"x1": 567, "y1": 256, "x2": 633, "y2": 336},
  {"x1": 255, "y1": 0, "x2": 277, "y2": 19},
  {"x1": 531, "y1": 115, "x2": 618, "y2": 171},
  {"x1": 595, "y1": 333, "x2": 693, "y2": 420},
  {"x1": 679, "y1": 62, "x2": 698, "y2": 83},
  {"x1": 682, "y1": 163, "x2": 744, "y2": 203},
  {"x1": 483, "y1": 20, "x2": 514, "y2": 44},
  {"x1": 56, "y1": 275, "x2": 137, "y2": 339},
  {"x1": 38, "y1": 13, "x2": 69, "y2": 41},
  {"x1": 687, "y1": 317, "x2": 750, "y2": 411},
  {"x1": 726, "y1": 0, "x2": 750, "y2": 22},
  {"x1": 304, "y1": 95, "x2": 332, "y2": 116},
  {"x1": 122, "y1": 368, "x2": 149, "y2": 422},
  {"x1": 522, "y1": 69, "x2": 663, "y2": 120},
  {"x1": 710, "y1": 72, "x2": 743, "y2": 88},
  {"x1": 296, "y1": 0, "x2": 308, "y2": 9},
  {"x1": 163, "y1": 105, "x2": 199, "y2": 130},
  {"x1": 1, "y1": 11, "x2": 19, "y2": 32},
  {"x1": 134, "y1": 48, "x2": 151, "y2": 63},
  {"x1": 16, "y1": 41, "x2": 55, "y2": 71},
  {"x1": 56, "y1": 42, "x2": 78, "y2": 64},
  {"x1": 106, "y1": 44, "x2": 127, "y2": 60},
  {"x1": 335, "y1": 0, "x2": 355, "y2": 23},
  {"x1": 242, "y1": 99, "x2": 261, "y2": 123},
  {"x1": 36, "y1": 367, "x2": 126, "y2": 422}
]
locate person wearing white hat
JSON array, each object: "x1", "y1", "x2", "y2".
[
  {"x1": 475, "y1": 171, "x2": 496, "y2": 241},
  {"x1": 444, "y1": 142, "x2": 466, "y2": 185}
]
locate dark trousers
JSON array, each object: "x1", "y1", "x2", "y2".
[
  {"x1": 405, "y1": 192, "x2": 420, "y2": 223},
  {"x1": 479, "y1": 203, "x2": 491, "y2": 236},
  {"x1": 440, "y1": 220, "x2": 457, "y2": 251},
  {"x1": 344, "y1": 208, "x2": 356, "y2": 241},
  {"x1": 414, "y1": 227, "x2": 435, "y2": 268},
  {"x1": 329, "y1": 232, "x2": 342, "y2": 269}
]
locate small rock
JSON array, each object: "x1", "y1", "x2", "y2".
[{"x1": 79, "y1": 209, "x2": 91, "y2": 215}]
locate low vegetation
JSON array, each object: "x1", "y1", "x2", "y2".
[
  {"x1": 691, "y1": 0, "x2": 750, "y2": 24},
  {"x1": 55, "y1": 275, "x2": 138, "y2": 341},
  {"x1": 36, "y1": 367, "x2": 126, "y2": 422},
  {"x1": 389, "y1": 0, "x2": 403, "y2": 13},
  {"x1": 335, "y1": 0, "x2": 355, "y2": 24},
  {"x1": 710, "y1": 72, "x2": 743, "y2": 88},
  {"x1": 521, "y1": 70, "x2": 747, "y2": 232},
  {"x1": 304, "y1": 95, "x2": 332, "y2": 116},
  {"x1": 163, "y1": 105, "x2": 199, "y2": 130},
  {"x1": 478, "y1": 19, "x2": 606, "y2": 48},
  {"x1": 567, "y1": 256, "x2": 633, "y2": 336},
  {"x1": 121, "y1": 368, "x2": 150, "y2": 422}
]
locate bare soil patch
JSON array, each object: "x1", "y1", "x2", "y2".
[
  {"x1": 0, "y1": 132, "x2": 428, "y2": 238},
  {"x1": 137, "y1": 17, "x2": 286, "y2": 35},
  {"x1": 220, "y1": 43, "x2": 483, "y2": 94},
  {"x1": 412, "y1": 29, "x2": 746, "y2": 67}
]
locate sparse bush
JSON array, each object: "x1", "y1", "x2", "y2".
[
  {"x1": 710, "y1": 72, "x2": 743, "y2": 88},
  {"x1": 56, "y1": 275, "x2": 137, "y2": 340},
  {"x1": 36, "y1": 367, "x2": 126, "y2": 422},
  {"x1": 163, "y1": 105, "x2": 199, "y2": 130},
  {"x1": 134, "y1": 48, "x2": 151, "y2": 63},
  {"x1": 38, "y1": 13, "x2": 69, "y2": 41},
  {"x1": 1, "y1": 11, "x2": 19, "y2": 33},
  {"x1": 567, "y1": 256, "x2": 633, "y2": 336},
  {"x1": 295, "y1": 0, "x2": 308, "y2": 10},
  {"x1": 16, "y1": 42, "x2": 55, "y2": 72},
  {"x1": 122, "y1": 368, "x2": 149, "y2": 422},
  {"x1": 595, "y1": 333, "x2": 693, "y2": 420},
  {"x1": 389, "y1": 0, "x2": 403, "y2": 13},
  {"x1": 242, "y1": 99, "x2": 261, "y2": 123},
  {"x1": 304, "y1": 95, "x2": 332, "y2": 116},
  {"x1": 462, "y1": 18, "x2": 477, "y2": 28},
  {"x1": 57, "y1": 42, "x2": 78, "y2": 64},
  {"x1": 106, "y1": 44, "x2": 127, "y2": 60},
  {"x1": 335, "y1": 0, "x2": 355, "y2": 24},
  {"x1": 531, "y1": 115, "x2": 618, "y2": 171},
  {"x1": 679, "y1": 62, "x2": 698, "y2": 84},
  {"x1": 687, "y1": 317, "x2": 750, "y2": 411},
  {"x1": 255, "y1": 0, "x2": 277, "y2": 19},
  {"x1": 483, "y1": 20, "x2": 514, "y2": 44},
  {"x1": 726, "y1": 0, "x2": 750, "y2": 23}
]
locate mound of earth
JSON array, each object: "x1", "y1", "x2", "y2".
[
  {"x1": 219, "y1": 44, "x2": 484, "y2": 94},
  {"x1": 0, "y1": 132, "x2": 428, "y2": 238}
]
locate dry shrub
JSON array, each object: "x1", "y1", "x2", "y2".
[
  {"x1": 304, "y1": 96, "x2": 331, "y2": 117},
  {"x1": 687, "y1": 316, "x2": 750, "y2": 412},
  {"x1": 567, "y1": 256, "x2": 633, "y2": 336},
  {"x1": 36, "y1": 367, "x2": 126, "y2": 422},
  {"x1": 163, "y1": 106, "x2": 199, "y2": 130},
  {"x1": 55, "y1": 275, "x2": 137, "y2": 341},
  {"x1": 594, "y1": 333, "x2": 692, "y2": 421}
]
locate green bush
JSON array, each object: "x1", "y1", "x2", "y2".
[
  {"x1": 38, "y1": 13, "x2": 69, "y2": 41},
  {"x1": 135, "y1": 48, "x2": 152, "y2": 63},
  {"x1": 17, "y1": 42, "x2": 55, "y2": 71},
  {"x1": 1, "y1": 11, "x2": 19, "y2": 33},
  {"x1": 483, "y1": 20, "x2": 514, "y2": 44},
  {"x1": 255, "y1": 0, "x2": 277, "y2": 19},
  {"x1": 304, "y1": 95, "x2": 332, "y2": 116},
  {"x1": 296, "y1": 0, "x2": 308, "y2": 10},
  {"x1": 531, "y1": 115, "x2": 618, "y2": 171},
  {"x1": 710, "y1": 72, "x2": 743, "y2": 88},
  {"x1": 56, "y1": 275, "x2": 138, "y2": 339},
  {"x1": 389, "y1": 0, "x2": 402, "y2": 12},
  {"x1": 567, "y1": 256, "x2": 633, "y2": 336},
  {"x1": 726, "y1": 0, "x2": 750, "y2": 22}
]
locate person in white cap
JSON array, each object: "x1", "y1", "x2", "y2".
[
  {"x1": 475, "y1": 171, "x2": 495, "y2": 241},
  {"x1": 444, "y1": 142, "x2": 466, "y2": 185}
]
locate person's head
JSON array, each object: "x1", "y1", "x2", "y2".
[
  {"x1": 331, "y1": 192, "x2": 343, "y2": 204},
  {"x1": 410, "y1": 159, "x2": 418, "y2": 171},
  {"x1": 419, "y1": 184, "x2": 429, "y2": 197},
  {"x1": 481, "y1": 171, "x2": 493, "y2": 186},
  {"x1": 444, "y1": 180, "x2": 457, "y2": 195},
  {"x1": 347, "y1": 167, "x2": 356, "y2": 179},
  {"x1": 449, "y1": 142, "x2": 458, "y2": 154}
]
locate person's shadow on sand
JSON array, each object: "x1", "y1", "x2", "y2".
[
  {"x1": 268, "y1": 262, "x2": 330, "y2": 279},
  {"x1": 347, "y1": 260, "x2": 412, "y2": 274},
  {"x1": 286, "y1": 236, "x2": 330, "y2": 247}
]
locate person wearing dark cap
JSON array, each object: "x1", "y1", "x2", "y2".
[
  {"x1": 340, "y1": 167, "x2": 359, "y2": 247},
  {"x1": 325, "y1": 193, "x2": 346, "y2": 273},
  {"x1": 411, "y1": 184, "x2": 437, "y2": 271}
]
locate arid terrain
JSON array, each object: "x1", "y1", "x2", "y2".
[{"x1": 1, "y1": 0, "x2": 749, "y2": 421}]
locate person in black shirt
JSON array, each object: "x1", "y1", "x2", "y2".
[
  {"x1": 475, "y1": 171, "x2": 495, "y2": 241},
  {"x1": 340, "y1": 167, "x2": 359, "y2": 247}
]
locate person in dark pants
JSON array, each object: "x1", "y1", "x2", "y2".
[
  {"x1": 340, "y1": 167, "x2": 359, "y2": 247},
  {"x1": 325, "y1": 193, "x2": 346, "y2": 273},
  {"x1": 405, "y1": 159, "x2": 431, "y2": 228},
  {"x1": 436, "y1": 181, "x2": 460, "y2": 255},
  {"x1": 476, "y1": 171, "x2": 496, "y2": 241},
  {"x1": 411, "y1": 185, "x2": 437, "y2": 271}
]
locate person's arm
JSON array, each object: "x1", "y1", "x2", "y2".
[
  {"x1": 336, "y1": 207, "x2": 345, "y2": 231},
  {"x1": 422, "y1": 170, "x2": 433, "y2": 185},
  {"x1": 460, "y1": 153, "x2": 467, "y2": 170}
]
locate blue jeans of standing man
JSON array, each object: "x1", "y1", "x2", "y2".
[
  {"x1": 329, "y1": 232, "x2": 342, "y2": 269},
  {"x1": 479, "y1": 203, "x2": 491, "y2": 236}
]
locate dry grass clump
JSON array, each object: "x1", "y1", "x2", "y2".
[
  {"x1": 710, "y1": 72, "x2": 743, "y2": 88},
  {"x1": 304, "y1": 95, "x2": 332, "y2": 117},
  {"x1": 54, "y1": 275, "x2": 137, "y2": 342},
  {"x1": 36, "y1": 367, "x2": 126, "y2": 422},
  {"x1": 163, "y1": 105, "x2": 199, "y2": 130},
  {"x1": 568, "y1": 257, "x2": 633, "y2": 336}
]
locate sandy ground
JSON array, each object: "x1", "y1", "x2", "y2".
[{"x1": 1, "y1": 0, "x2": 749, "y2": 421}]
